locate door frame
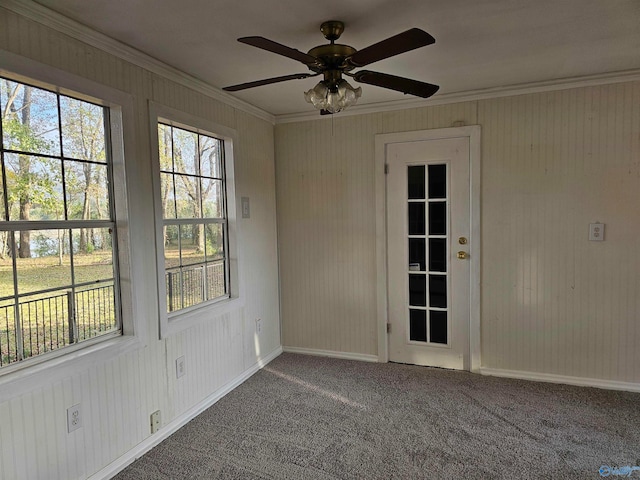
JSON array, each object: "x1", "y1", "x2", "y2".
[{"x1": 375, "y1": 126, "x2": 481, "y2": 371}]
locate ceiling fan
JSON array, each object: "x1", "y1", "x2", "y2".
[{"x1": 222, "y1": 21, "x2": 439, "y2": 114}]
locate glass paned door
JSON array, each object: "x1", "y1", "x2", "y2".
[{"x1": 386, "y1": 136, "x2": 470, "y2": 370}]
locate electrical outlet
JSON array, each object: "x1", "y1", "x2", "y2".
[
  {"x1": 67, "y1": 404, "x2": 82, "y2": 433},
  {"x1": 176, "y1": 356, "x2": 185, "y2": 378},
  {"x1": 255, "y1": 318, "x2": 262, "y2": 335},
  {"x1": 589, "y1": 223, "x2": 605, "y2": 241},
  {"x1": 241, "y1": 197, "x2": 250, "y2": 218},
  {"x1": 150, "y1": 410, "x2": 161, "y2": 434}
]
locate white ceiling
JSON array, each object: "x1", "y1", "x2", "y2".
[{"x1": 32, "y1": 0, "x2": 640, "y2": 116}]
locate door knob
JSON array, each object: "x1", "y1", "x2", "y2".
[{"x1": 457, "y1": 251, "x2": 469, "y2": 260}]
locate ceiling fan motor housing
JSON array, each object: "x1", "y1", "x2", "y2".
[
  {"x1": 307, "y1": 44, "x2": 356, "y2": 71},
  {"x1": 307, "y1": 42, "x2": 357, "y2": 90}
]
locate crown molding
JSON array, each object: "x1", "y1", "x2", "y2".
[
  {"x1": 0, "y1": 0, "x2": 276, "y2": 125},
  {"x1": 276, "y1": 68, "x2": 640, "y2": 124}
]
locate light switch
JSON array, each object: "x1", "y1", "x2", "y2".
[
  {"x1": 589, "y1": 223, "x2": 604, "y2": 241},
  {"x1": 241, "y1": 197, "x2": 250, "y2": 219}
]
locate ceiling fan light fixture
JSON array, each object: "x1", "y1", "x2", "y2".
[
  {"x1": 304, "y1": 81, "x2": 329, "y2": 108},
  {"x1": 225, "y1": 23, "x2": 439, "y2": 115},
  {"x1": 304, "y1": 79, "x2": 362, "y2": 114}
]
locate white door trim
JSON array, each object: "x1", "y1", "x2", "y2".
[{"x1": 375, "y1": 126, "x2": 481, "y2": 371}]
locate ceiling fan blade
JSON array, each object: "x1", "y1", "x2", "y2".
[
  {"x1": 238, "y1": 36, "x2": 320, "y2": 66},
  {"x1": 223, "y1": 73, "x2": 316, "y2": 92},
  {"x1": 353, "y1": 70, "x2": 439, "y2": 98},
  {"x1": 347, "y1": 29, "x2": 435, "y2": 68}
]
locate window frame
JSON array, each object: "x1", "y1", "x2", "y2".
[
  {"x1": 0, "y1": 50, "x2": 142, "y2": 396},
  {"x1": 0, "y1": 76, "x2": 122, "y2": 366},
  {"x1": 149, "y1": 102, "x2": 242, "y2": 338}
]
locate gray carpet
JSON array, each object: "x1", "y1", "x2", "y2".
[{"x1": 114, "y1": 353, "x2": 640, "y2": 479}]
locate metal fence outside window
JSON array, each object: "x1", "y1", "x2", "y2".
[
  {"x1": 166, "y1": 262, "x2": 226, "y2": 312},
  {"x1": 0, "y1": 284, "x2": 117, "y2": 367}
]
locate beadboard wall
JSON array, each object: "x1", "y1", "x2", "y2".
[
  {"x1": 480, "y1": 84, "x2": 639, "y2": 382},
  {"x1": 0, "y1": 7, "x2": 280, "y2": 480},
  {"x1": 275, "y1": 83, "x2": 640, "y2": 384}
]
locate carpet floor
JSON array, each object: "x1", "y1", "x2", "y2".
[{"x1": 114, "y1": 353, "x2": 640, "y2": 479}]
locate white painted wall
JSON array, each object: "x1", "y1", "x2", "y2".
[
  {"x1": 0, "y1": 8, "x2": 281, "y2": 480},
  {"x1": 276, "y1": 84, "x2": 640, "y2": 385}
]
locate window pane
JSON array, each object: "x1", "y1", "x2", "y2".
[
  {"x1": 172, "y1": 127, "x2": 198, "y2": 176},
  {"x1": 164, "y1": 225, "x2": 180, "y2": 269},
  {"x1": 0, "y1": 298, "x2": 17, "y2": 366},
  {"x1": 166, "y1": 270, "x2": 181, "y2": 312},
  {"x1": 409, "y1": 309, "x2": 427, "y2": 342},
  {"x1": 409, "y1": 274, "x2": 426, "y2": 307},
  {"x1": 158, "y1": 124, "x2": 173, "y2": 172},
  {"x1": 181, "y1": 266, "x2": 204, "y2": 308},
  {"x1": 75, "y1": 282, "x2": 117, "y2": 342},
  {"x1": 160, "y1": 173, "x2": 176, "y2": 219},
  {"x1": 72, "y1": 228, "x2": 113, "y2": 283},
  {"x1": 19, "y1": 290, "x2": 70, "y2": 360},
  {"x1": 0, "y1": 240, "x2": 13, "y2": 299},
  {"x1": 408, "y1": 202, "x2": 425, "y2": 235},
  {"x1": 428, "y1": 275, "x2": 447, "y2": 308},
  {"x1": 1, "y1": 81, "x2": 60, "y2": 156},
  {"x1": 65, "y1": 160, "x2": 109, "y2": 220},
  {"x1": 202, "y1": 179, "x2": 223, "y2": 218},
  {"x1": 428, "y1": 202, "x2": 447, "y2": 235},
  {"x1": 180, "y1": 224, "x2": 205, "y2": 266},
  {"x1": 429, "y1": 311, "x2": 448, "y2": 344},
  {"x1": 428, "y1": 164, "x2": 446, "y2": 199},
  {"x1": 60, "y1": 97, "x2": 106, "y2": 163},
  {"x1": 4, "y1": 154, "x2": 64, "y2": 221},
  {"x1": 16, "y1": 230, "x2": 71, "y2": 294},
  {"x1": 207, "y1": 261, "x2": 226, "y2": 299},
  {"x1": 200, "y1": 135, "x2": 222, "y2": 178},
  {"x1": 408, "y1": 238, "x2": 425, "y2": 271},
  {"x1": 174, "y1": 174, "x2": 200, "y2": 219},
  {"x1": 407, "y1": 165, "x2": 425, "y2": 200},
  {"x1": 428, "y1": 238, "x2": 447, "y2": 272},
  {"x1": 205, "y1": 223, "x2": 224, "y2": 262}
]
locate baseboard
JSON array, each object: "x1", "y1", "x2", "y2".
[
  {"x1": 283, "y1": 346, "x2": 378, "y2": 363},
  {"x1": 480, "y1": 367, "x2": 640, "y2": 393},
  {"x1": 88, "y1": 346, "x2": 283, "y2": 480}
]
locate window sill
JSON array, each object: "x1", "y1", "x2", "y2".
[
  {"x1": 0, "y1": 334, "x2": 144, "y2": 403},
  {"x1": 161, "y1": 295, "x2": 244, "y2": 338}
]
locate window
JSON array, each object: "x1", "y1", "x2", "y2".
[
  {"x1": 157, "y1": 122, "x2": 229, "y2": 313},
  {"x1": 0, "y1": 75, "x2": 122, "y2": 369}
]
